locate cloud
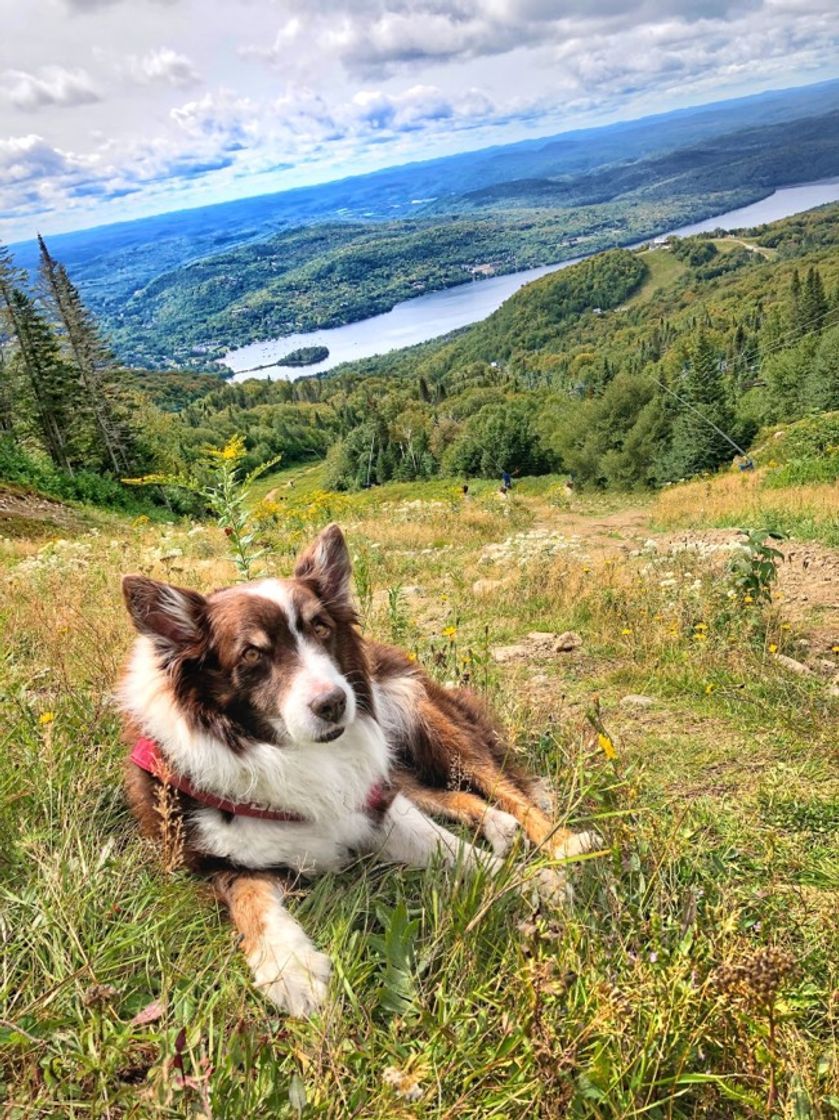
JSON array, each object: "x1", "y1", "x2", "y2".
[
  {"x1": 2, "y1": 66, "x2": 101, "y2": 112},
  {"x1": 126, "y1": 48, "x2": 201, "y2": 89},
  {"x1": 62, "y1": 0, "x2": 180, "y2": 10},
  {"x1": 0, "y1": 127, "x2": 239, "y2": 227},
  {"x1": 245, "y1": 0, "x2": 830, "y2": 81},
  {"x1": 170, "y1": 89, "x2": 259, "y2": 148}
]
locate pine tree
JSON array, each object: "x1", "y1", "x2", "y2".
[
  {"x1": 0, "y1": 243, "x2": 85, "y2": 470},
  {"x1": 665, "y1": 332, "x2": 736, "y2": 478},
  {"x1": 789, "y1": 269, "x2": 802, "y2": 338},
  {"x1": 799, "y1": 266, "x2": 828, "y2": 337},
  {"x1": 37, "y1": 234, "x2": 131, "y2": 473}
]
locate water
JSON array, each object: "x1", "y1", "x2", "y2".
[{"x1": 226, "y1": 177, "x2": 839, "y2": 381}]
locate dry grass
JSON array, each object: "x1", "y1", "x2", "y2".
[{"x1": 652, "y1": 470, "x2": 839, "y2": 545}]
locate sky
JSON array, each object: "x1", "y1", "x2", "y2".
[{"x1": 2, "y1": 0, "x2": 838, "y2": 243}]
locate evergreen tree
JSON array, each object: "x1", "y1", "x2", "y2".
[
  {"x1": 802, "y1": 323, "x2": 839, "y2": 412},
  {"x1": 789, "y1": 269, "x2": 802, "y2": 338},
  {"x1": 799, "y1": 266, "x2": 828, "y2": 336},
  {"x1": 0, "y1": 284, "x2": 79, "y2": 471},
  {"x1": 37, "y1": 235, "x2": 131, "y2": 473},
  {"x1": 664, "y1": 332, "x2": 736, "y2": 478}
]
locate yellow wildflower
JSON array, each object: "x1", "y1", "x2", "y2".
[
  {"x1": 621, "y1": 628, "x2": 632, "y2": 636},
  {"x1": 598, "y1": 733, "x2": 617, "y2": 760},
  {"x1": 406, "y1": 652, "x2": 417, "y2": 663},
  {"x1": 39, "y1": 712, "x2": 55, "y2": 725},
  {"x1": 705, "y1": 684, "x2": 716, "y2": 695},
  {"x1": 743, "y1": 595, "x2": 754, "y2": 604},
  {"x1": 768, "y1": 643, "x2": 778, "y2": 654},
  {"x1": 218, "y1": 434, "x2": 246, "y2": 461},
  {"x1": 442, "y1": 625, "x2": 457, "y2": 639}
]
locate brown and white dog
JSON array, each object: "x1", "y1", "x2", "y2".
[{"x1": 119, "y1": 524, "x2": 597, "y2": 1017}]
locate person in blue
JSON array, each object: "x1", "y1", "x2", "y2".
[{"x1": 501, "y1": 470, "x2": 512, "y2": 492}]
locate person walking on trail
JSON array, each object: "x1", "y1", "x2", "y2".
[{"x1": 501, "y1": 470, "x2": 512, "y2": 492}]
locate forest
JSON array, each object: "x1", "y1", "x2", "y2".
[{"x1": 1, "y1": 202, "x2": 838, "y2": 510}]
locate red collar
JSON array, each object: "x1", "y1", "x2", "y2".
[{"x1": 130, "y1": 737, "x2": 387, "y2": 822}]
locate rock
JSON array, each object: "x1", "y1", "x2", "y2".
[
  {"x1": 472, "y1": 578, "x2": 506, "y2": 597},
  {"x1": 811, "y1": 658, "x2": 838, "y2": 677},
  {"x1": 554, "y1": 630, "x2": 583, "y2": 652},
  {"x1": 491, "y1": 644, "x2": 531, "y2": 663},
  {"x1": 620, "y1": 694, "x2": 656, "y2": 708},
  {"x1": 773, "y1": 653, "x2": 812, "y2": 675}
]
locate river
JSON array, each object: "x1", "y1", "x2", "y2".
[{"x1": 226, "y1": 177, "x2": 839, "y2": 381}]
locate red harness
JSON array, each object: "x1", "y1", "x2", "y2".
[{"x1": 130, "y1": 736, "x2": 387, "y2": 822}]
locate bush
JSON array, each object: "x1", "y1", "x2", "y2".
[{"x1": 0, "y1": 437, "x2": 161, "y2": 513}]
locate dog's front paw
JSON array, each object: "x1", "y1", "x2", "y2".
[
  {"x1": 250, "y1": 943, "x2": 332, "y2": 1018},
  {"x1": 552, "y1": 830, "x2": 603, "y2": 861},
  {"x1": 482, "y1": 808, "x2": 521, "y2": 857}
]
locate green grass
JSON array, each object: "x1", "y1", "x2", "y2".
[
  {"x1": 1, "y1": 478, "x2": 837, "y2": 1118},
  {"x1": 625, "y1": 249, "x2": 687, "y2": 306}
]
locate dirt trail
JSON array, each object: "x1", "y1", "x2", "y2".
[
  {"x1": 0, "y1": 485, "x2": 84, "y2": 536},
  {"x1": 517, "y1": 503, "x2": 839, "y2": 635}
]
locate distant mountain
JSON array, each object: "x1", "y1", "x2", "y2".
[{"x1": 8, "y1": 77, "x2": 839, "y2": 369}]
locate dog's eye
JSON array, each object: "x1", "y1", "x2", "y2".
[
  {"x1": 311, "y1": 619, "x2": 331, "y2": 640},
  {"x1": 242, "y1": 646, "x2": 264, "y2": 664}
]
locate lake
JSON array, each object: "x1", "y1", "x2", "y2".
[{"x1": 226, "y1": 177, "x2": 839, "y2": 381}]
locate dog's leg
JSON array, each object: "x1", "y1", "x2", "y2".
[
  {"x1": 465, "y1": 762, "x2": 599, "y2": 861},
  {"x1": 212, "y1": 871, "x2": 331, "y2": 1018},
  {"x1": 373, "y1": 793, "x2": 504, "y2": 873},
  {"x1": 397, "y1": 774, "x2": 521, "y2": 857}
]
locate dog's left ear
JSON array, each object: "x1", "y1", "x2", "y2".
[{"x1": 294, "y1": 523, "x2": 352, "y2": 613}]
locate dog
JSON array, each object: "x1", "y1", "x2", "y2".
[{"x1": 119, "y1": 523, "x2": 598, "y2": 1017}]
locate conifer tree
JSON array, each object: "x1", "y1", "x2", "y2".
[
  {"x1": 665, "y1": 332, "x2": 735, "y2": 478},
  {"x1": 789, "y1": 269, "x2": 802, "y2": 337},
  {"x1": 37, "y1": 234, "x2": 130, "y2": 473},
  {"x1": 0, "y1": 243, "x2": 79, "y2": 470},
  {"x1": 799, "y1": 266, "x2": 828, "y2": 336}
]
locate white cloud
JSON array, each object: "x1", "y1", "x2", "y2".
[
  {"x1": 127, "y1": 48, "x2": 201, "y2": 89},
  {"x1": 2, "y1": 66, "x2": 101, "y2": 112},
  {"x1": 245, "y1": 0, "x2": 833, "y2": 82}
]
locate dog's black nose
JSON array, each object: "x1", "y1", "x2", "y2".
[{"x1": 309, "y1": 688, "x2": 346, "y2": 725}]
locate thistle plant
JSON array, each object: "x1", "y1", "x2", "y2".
[{"x1": 126, "y1": 435, "x2": 281, "y2": 580}]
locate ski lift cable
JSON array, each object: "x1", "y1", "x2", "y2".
[{"x1": 649, "y1": 375, "x2": 750, "y2": 459}]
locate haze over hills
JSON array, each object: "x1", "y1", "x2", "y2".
[{"x1": 7, "y1": 78, "x2": 839, "y2": 370}]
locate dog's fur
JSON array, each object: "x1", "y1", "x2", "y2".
[{"x1": 119, "y1": 524, "x2": 596, "y2": 1016}]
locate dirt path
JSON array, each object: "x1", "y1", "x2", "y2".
[
  {"x1": 0, "y1": 485, "x2": 84, "y2": 537},
  {"x1": 511, "y1": 503, "x2": 839, "y2": 637}
]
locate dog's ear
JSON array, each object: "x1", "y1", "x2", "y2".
[
  {"x1": 293, "y1": 523, "x2": 352, "y2": 613},
  {"x1": 122, "y1": 575, "x2": 206, "y2": 650}
]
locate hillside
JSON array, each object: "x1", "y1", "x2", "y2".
[
  {"x1": 1, "y1": 465, "x2": 837, "y2": 1116},
  {"x1": 97, "y1": 111, "x2": 839, "y2": 367},
  {"x1": 152, "y1": 203, "x2": 839, "y2": 497}
]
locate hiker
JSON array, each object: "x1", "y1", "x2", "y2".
[{"x1": 501, "y1": 469, "x2": 512, "y2": 492}]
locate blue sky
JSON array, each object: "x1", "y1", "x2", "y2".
[{"x1": 1, "y1": 0, "x2": 838, "y2": 242}]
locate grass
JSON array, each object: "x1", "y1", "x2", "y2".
[
  {"x1": 1, "y1": 472, "x2": 837, "y2": 1118},
  {"x1": 652, "y1": 469, "x2": 839, "y2": 547},
  {"x1": 626, "y1": 249, "x2": 687, "y2": 306}
]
